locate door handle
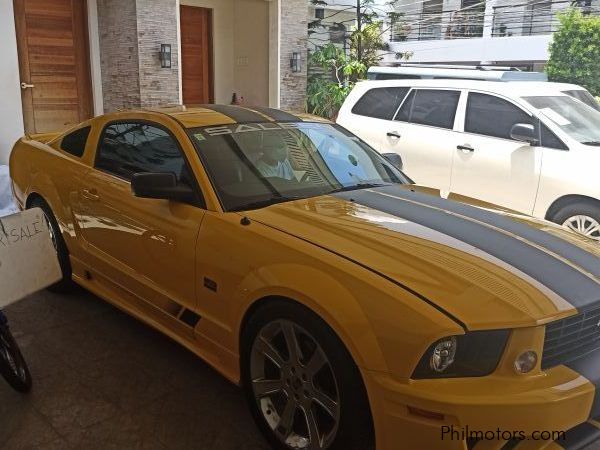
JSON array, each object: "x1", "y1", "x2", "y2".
[
  {"x1": 82, "y1": 188, "x2": 100, "y2": 201},
  {"x1": 457, "y1": 144, "x2": 475, "y2": 153},
  {"x1": 20, "y1": 82, "x2": 35, "y2": 90},
  {"x1": 387, "y1": 131, "x2": 401, "y2": 139}
]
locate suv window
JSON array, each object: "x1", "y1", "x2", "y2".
[
  {"x1": 96, "y1": 122, "x2": 188, "y2": 182},
  {"x1": 394, "y1": 89, "x2": 461, "y2": 129},
  {"x1": 351, "y1": 87, "x2": 410, "y2": 120},
  {"x1": 61, "y1": 126, "x2": 91, "y2": 157},
  {"x1": 465, "y1": 93, "x2": 532, "y2": 140}
]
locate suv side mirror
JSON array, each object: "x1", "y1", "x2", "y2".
[
  {"x1": 382, "y1": 152, "x2": 403, "y2": 171},
  {"x1": 131, "y1": 172, "x2": 195, "y2": 203},
  {"x1": 510, "y1": 123, "x2": 538, "y2": 145}
]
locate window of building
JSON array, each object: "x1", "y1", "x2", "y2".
[
  {"x1": 465, "y1": 93, "x2": 533, "y2": 140},
  {"x1": 352, "y1": 87, "x2": 410, "y2": 120},
  {"x1": 96, "y1": 122, "x2": 188, "y2": 182},
  {"x1": 60, "y1": 126, "x2": 91, "y2": 158},
  {"x1": 395, "y1": 89, "x2": 461, "y2": 129}
]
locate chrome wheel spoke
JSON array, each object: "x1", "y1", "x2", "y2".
[
  {"x1": 253, "y1": 378, "x2": 283, "y2": 397},
  {"x1": 311, "y1": 388, "x2": 338, "y2": 418},
  {"x1": 256, "y1": 336, "x2": 285, "y2": 368},
  {"x1": 305, "y1": 348, "x2": 327, "y2": 375},
  {"x1": 278, "y1": 397, "x2": 297, "y2": 438},
  {"x1": 281, "y1": 322, "x2": 303, "y2": 364},
  {"x1": 303, "y1": 407, "x2": 322, "y2": 449}
]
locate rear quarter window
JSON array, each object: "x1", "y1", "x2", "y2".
[
  {"x1": 60, "y1": 126, "x2": 91, "y2": 158},
  {"x1": 351, "y1": 87, "x2": 410, "y2": 120}
]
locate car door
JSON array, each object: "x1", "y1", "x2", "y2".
[
  {"x1": 76, "y1": 120, "x2": 205, "y2": 320},
  {"x1": 449, "y1": 91, "x2": 543, "y2": 214},
  {"x1": 339, "y1": 86, "x2": 410, "y2": 151},
  {"x1": 385, "y1": 88, "x2": 463, "y2": 192}
]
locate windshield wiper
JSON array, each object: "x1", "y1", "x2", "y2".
[
  {"x1": 330, "y1": 182, "x2": 393, "y2": 194},
  {"x1": 582, "y1": 141, "x2": 600, "y2": 146},
  {"x1": 233, "y1": 195, "x2": 302, "y2": 212}
]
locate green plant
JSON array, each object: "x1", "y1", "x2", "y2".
[{"x1": 547, "y1": 9, "x2": 600, "y2": 96}]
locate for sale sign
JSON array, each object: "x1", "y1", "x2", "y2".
[{"x1": 0, "y1": 208, "x2": 62, "y2": 308}]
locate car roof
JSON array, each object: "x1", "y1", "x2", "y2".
[
  {"x1": 367, "y1": 66, "x2": 548, "y2": 82},
  {"x1": 142, "y1": 105, "x2": 329, "y2": 128},
  {"x1": 353, "y1": 79, "x2": 577, "y2": 98}
]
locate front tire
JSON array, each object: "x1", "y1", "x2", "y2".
[
  {"x1": 28, "y1": 198, "x2": 75, "y2": 292},
  {"x1": 0, "y1": 324, "x2": 32, "y2": 393},
  {"x1": 241, "y1": 301, "x2": 374, "y2": 450},
  {"x1": 550, "y1": 201, "x2": 600, "y2": 241}
]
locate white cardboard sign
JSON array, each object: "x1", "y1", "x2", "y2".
[{"x1": 0, "y1": 208, "x2": 62, "y2": 308}]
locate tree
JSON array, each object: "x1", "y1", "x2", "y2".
[{"x1": 546, "y1": 9, "x2": 600, "y2": 96}]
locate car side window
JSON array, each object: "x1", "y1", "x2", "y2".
[
  {"x1": 540, "y1": 122, "x2": 568, "y2": 150},
  {"x1": 394, "y1": 89, "x2": 461, "y2": 129},
  {"x1": 61, "y1": 126, "x2": 91, "y2": 158},
  {"x1": 351, "y1": 87, "x2": 410, "y2": 120},
  {"x1": 465, "y1": 93, "x2": 533, "y2": 140},
  {"x1": 96, "y1": 122, "x2": 189, "y2": 182}
]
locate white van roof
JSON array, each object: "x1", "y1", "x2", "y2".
[{"x1": 367, "y1": 66, "x2": 549, "y2": 82}]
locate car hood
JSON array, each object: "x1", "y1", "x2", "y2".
[{"x1": 246, "y1": 185, "x2": 600, "y2": 330}]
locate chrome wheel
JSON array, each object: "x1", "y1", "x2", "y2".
[
  {"x1": 563, "y1": 215, "x2": 600, "y2": 240},
  {"x1": 250, "y1": 320, "x2": 340, "y2": 450}
]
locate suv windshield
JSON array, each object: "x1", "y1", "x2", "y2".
[
  {"x1": 523, "y1": 95, "x2": 600, "y2": 146},
  {"x1": 189, "y1": 122, "x2": 409, "y2": 211}
]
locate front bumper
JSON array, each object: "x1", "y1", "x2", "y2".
[{"x1": 366, "y1": 353, "x2": 599, "y2": 450}]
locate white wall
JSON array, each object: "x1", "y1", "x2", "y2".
[
  {"x1": 233, "y1": 0, "x2": 270, "y2": 106},
  {"x1": 0, "y1": 1, "x2": 25, "y2": 166},
  {"x1": 385, "y1": 35, "x2": 552, "y2": 64}
]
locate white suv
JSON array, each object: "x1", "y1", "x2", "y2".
[{"x1": 337, "y1": 79, "x2": 600, "y2": 240}]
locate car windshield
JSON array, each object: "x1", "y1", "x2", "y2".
[
  {"x1": 522, "y1": 95, "x2": 600, "y2": 146},
  {"x1": 189, "y1": 122, "x2": 409, "y2": 211},
  {"x1": 562, "y1": 89, "x2": 600, "y2": 111}
]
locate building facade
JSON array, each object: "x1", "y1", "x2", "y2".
[
  {"x1": 384, "y1": 0, "x2": 599, "y2": 69},
  {"x1": 0, "y1": 0, "x2": 310, "y2": 165}
]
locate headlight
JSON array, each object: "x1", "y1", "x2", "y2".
[{"x1": 412, "y1": 330, "x2": 510, "y2": 379}]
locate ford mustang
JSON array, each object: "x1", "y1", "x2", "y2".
[{"x1": 9, "y1": 105, "x2": 600, "y2": 450}]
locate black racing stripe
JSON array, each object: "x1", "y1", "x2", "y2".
[
  {"x1": 246, "y1": 106, "x2": 301, "y2": 122},
  {"x1": 556, "y1": 421, "x2": 600, "y2": 450},
  {"x1": 333, "y1": 189, "x2": 600, "y2": 310},
  {"x1": 199, "y1": 105, "x2": 267, "y2": 123},
  {"x1": 566, "y1": 347, "x2": 600, "y2": 420},
  {"x1": 376, "y1": 186, "x2": 600, "y2": 279}
]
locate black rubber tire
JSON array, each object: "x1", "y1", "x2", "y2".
[
  {"x1": 549, "y1": 200, "x2": 600, "y2": 240},
  {"x1": 241, "y1": 301, "x2": 375, "y2": 450},
  {"x1": 28, "y1": 198, "x2": 75, "y2": 293},
  {"x1": 0, "y1": 325, "x2": 32, "y2": 393}
]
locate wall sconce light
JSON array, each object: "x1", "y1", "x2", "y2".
[
  {"x1": 159, "y1": 44, "x2": 172, "y2": 68},
  {"x1": 315, "y1": 8, "x2": 325, "y2": 19},
  {"x1": 290, "y1": 52, "x2": 302, "y2": 73}
]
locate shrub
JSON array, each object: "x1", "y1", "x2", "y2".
[{"x1": 546, "y1": 9, "x2": 600, "y2": 96}]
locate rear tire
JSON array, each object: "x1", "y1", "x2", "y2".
[
  {"x1": 550, "y1": 201, "x2": 600, "y2": 241},
  {"x1": 0, "y1": 324, "x2": 32, "y2": 393},
  {"x1": 241, "y1": 301, "x2": 375, "y2": 450},
  {"x1": 28, "y1": 198, "x2": 75, "y2": 293}
]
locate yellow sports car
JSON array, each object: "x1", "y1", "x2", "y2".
[{"x1": 9, "y1": 105, "x2": 600, "y2": 450}]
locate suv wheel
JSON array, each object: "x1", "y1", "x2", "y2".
[{"x1": 551, "y1": 201, "x2": 600, "y2": 241}]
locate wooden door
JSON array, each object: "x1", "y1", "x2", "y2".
[
  {"x1": 13, "y1": 0, "x2": 93, "y2": 134},
  {"x1": 180, "y1": 6, "x2": 214, "y2": 105}
]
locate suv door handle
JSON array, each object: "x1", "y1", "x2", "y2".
[
  {"x1": 82, "y1": 188, "x2": 100, "y2": 201},
  {"x1": 457, "y1": 144, "x2": 475, "y2": 153},
  {"x1": 387, "y1": 131, "x2": 401, "y2": 139}
]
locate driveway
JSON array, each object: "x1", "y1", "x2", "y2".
[
  {"x1": 0, "y1": 288, "x2": 269, "y2": 449},
  {"x1": 1, "y1": 289, "x2": 598, "y2": 450}
]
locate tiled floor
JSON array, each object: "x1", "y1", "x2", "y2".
[
  {"x1": 1, "y1": 289, "x2": 599, "y2": 450},
  {"x1": 0, "y1": 288, "x2": 269, "y2": 449}
]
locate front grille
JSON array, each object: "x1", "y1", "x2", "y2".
[{"x1": 542, "y1": 305, "x2": 600, "y2": 369}]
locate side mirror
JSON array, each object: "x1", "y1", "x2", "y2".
[
  {"x1": 510, "y1": 123, "x2": 538, "y2": 145},
  {"x1": 382, "y1": 152, "x2": 403, "y2": 171},
  {"x1": 131, "y1": 172, "x2": 195, "y2": 203}
]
